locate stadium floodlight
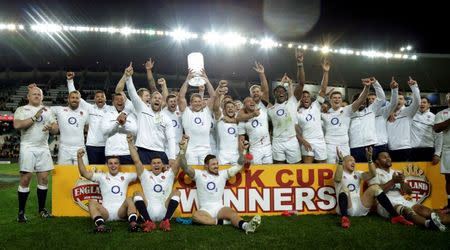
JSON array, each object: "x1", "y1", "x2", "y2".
[
  {"x1": 347, "y1": 50, "x2": 354, "y2": 55},
  {"x1": 402, "y1": 54, "x2": 408, "y2": 59},
  {"x1": 384, "y1": 52, "x2": 393, "y2": 59},
  {"x1": 321, "y1": 46, "x2": 330, "y2": 54},
  {"x1": 156, "y1": 30, "x2": 164, "y2": 36},
  {"x1": 400, "y1": 47, "x2": 405, "y2": 52},
  {"x1": 394, "y1": 53, "x2": 402, "y2": 59},
  {"x1": 313, "y1": 46, "x2": 319, "y2": 51},
  {"x1": 203, "y1": 31, "x2": 220, "y2": 44},
  {"x1": 411, "y1": 55, "x2": 417, "y2": 60},
  {"x1": 302, "y1": 45, "x2": 308, "y2": 50},
  {"x1": 31, "y1": 24, "x2": 63, "y2": 33},
  {"x1": 18, "y1": 24, "x2": 24, "y2": 30},
  {"x1": 249, "y1": 38, "x2": 258, "y2": 45},
  {"x1": 120, "y1": 27, "x2": 132, "y2": 36},
  {"x1": 406, "y1": 45, "x2": 412, "y2": 51},
  {"x1": 222, "y1": 32, "x2": 247, "y2": 47},
  {"x1": 260, "y1": 38, "x2": 276, "y2": 49},
  {"x1": 288, "y1": 43, "x2": 293, "y2": 48},
  {"x1": 171, "y1": 28, "x2": 189, "y2": 41}
]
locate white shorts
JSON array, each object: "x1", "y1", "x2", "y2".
[
  {"x1": 58, "y1": 145, "x2": 88, "y2": 165},
  {"x1": 105, "y1": 202, "x2": 122, "y2": 221},
  {"x1": 272, "y1": 137, "x2": 301, "y2": 163},
  {"x1": 198, "y1": 203, "x2": 225, "y2": 219},
  {"x1": 301, "y1": 138, "x2": 327, "y2": 161},
  {"x1": 377, "y1": 195, "x2": 416, "y2": 218},
  {"x1": 250, "y1": 145, "x2": 273, "y2": 164},
  {"x1": 218, "y1": 151, "x2": 239, "y2": 165},
  {"x1": 19, "y1": 146, "x2": 54, "y2": 173},
  {"x1": 336, "y1": 195, "x2": 370, "y2": 217},
  {"x1": 326, "y1": 143, "x2": 350, "y2": 164},
  {"x1": 147, "y1": 200, "x2": 167, "y2": 222},
  {"x1": 186, "y1": 149, "x2": 211, "y2": 165},
  {"x1": 440, "y1": 149, "x2": 450, "y2": 174}
]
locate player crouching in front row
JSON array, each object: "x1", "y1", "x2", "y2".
[
  {"x1": 180, "y1": 138, "x2": 261, "y2": 234},
  {"x1": 334, "y1": 147, "x2": 413, "y2": 228},
  {"x1": 77, "y1": 149, "x2": 139, "y2": 233}
]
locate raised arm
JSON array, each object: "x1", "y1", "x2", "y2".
[
  {"x1": 235, "y1": 108, "x2": 259, "y2": 123},
  {"x1": 178, "y1": 136, "x2": 195, "y2": 179},
  {"x1": 351, "y1": 80, "x2": 371, "y2": 112},
  {"x1": 124, "y1": 63, "x2": 146, "y2": 112},
  {"x1": 318, "y1": 58, "x2": 330, "y2": 97},
  {"x1": 213, "y1": 89, "x2": 223, "y2": 120},
  {"x1": 178, "y1": 70, "x2": 193, "y2": 112},
  {"x1": 226, "y1": 139, "x2": 250, "y2": 179},
  {"x1": 158, "y1": 78, "x2": 169, "y2": 108},
  {"x1": 172, "y1": 135, "x2": 189, "y2": 175},
  {"x1": 77, "y1": 149, "x2": 93, "y2": 180},
  {"x1": 361, "y1": 147, "x2": 376, "y2": 180},
  {"x1": 294, "y1": 50, "x2": 305, "y2": 100},
  {"x1": 333, "y1": 147, "x2": 344, "y2": 183},
  {"x1": 101, "y1": 113, "x2": 120, "y2": 137},
  {"x1": 404, "y1": 77, "x2": 420, "y2": 117},
  {"x1": 201, "y1": 69, "x2": 216, "y2": 110},
  {"x1": 127, "y1": 134, "x2": 144, "y2": 177},
  {"x1": 66, "y1": 72, "x2": 90, "y2": 109},
  {"x1": 382, "y1": 78, "x2": 399, "y2": 118},
  {"x1": 145, "y1": 58, "x2": 158, "y2": 94},
  {"x1": 253, "y1": 62, "x2": 270, "y2": 103},
  {"x1": 115, "y1": 73, "x2": 127, "y2": 95}
]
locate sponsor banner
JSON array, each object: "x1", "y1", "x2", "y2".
[{"x1": 52, "y1": 162, "x2": 447, "y2": 217}]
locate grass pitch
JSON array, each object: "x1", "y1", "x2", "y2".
[{"x1": 0, "y1": 163, "x2": 448, "y2": 249}]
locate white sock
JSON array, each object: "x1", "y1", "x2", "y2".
[{"x1": 242, "y1": 222, "x2": 249, "y2": 231}]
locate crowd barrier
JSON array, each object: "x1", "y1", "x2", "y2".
[{"x1": 52, "y1": 162, "x2": 446, "y2": 216}]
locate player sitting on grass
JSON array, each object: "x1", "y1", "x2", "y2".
[
  {"x1": 334, "y1": 147, "x2": 413, "y2": 228},
  {"x1": 369, "y1": 151, "x2": 450, "y2": 231},
  {"x1": 179, "y1": 138, "x2": 261, "y2": 233},
  {"x1": 77, "y1": 149, "x2": 139, "y2": 233},
  {"x1": 127, "y1": 134, "x2": 186, "y2": 232}
]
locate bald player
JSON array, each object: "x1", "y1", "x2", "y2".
[{"x1": 14, "y1": 84, "x2": 58, "y2": 222}]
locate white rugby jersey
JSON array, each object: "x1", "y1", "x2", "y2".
[
  {"x1": 335, "y1": 170, "x2": 363, "y2": 196},
  {"x1": 435, "y1": 108, "x2": 450, "y2": 150},
  {"x1": 374, "y1": 89, "x2": 398, "y2": 146},
  {"x1": 257, "y1": 101, "x2": 267, "y2": 112},
  {"x1": 68, "y1": 79, "x2": 111, "y2": 147},
  {"x1": 182, "y1": 106, "x2": 212, "y2": 152},
  {"x1": 349, "y1": 81, "x2": 386, "y2": 148},
  {"x1": 217, "y1": 120, "x2": 238, "y2": 154},
  {"x1": 268, "y1": 96, "x2": 298, "y2": 141},
  {"x1": 367, "y1": 168, "x2": 403, "y2": 199},
  {"x1": 102, "y1": 109, "x2": 137, "y2": 156},
  {"x1": 411, "y1": 110, "x2": 443, "y2": 155},
  {"x1": 238, "y1": 109, "x2": 271, "y2": 148},
  {"x1": 321, "y1": 105, "x2": 353, "y2": 145},
  {"x1": 14, "y1": 105, "x2": 55, "y2": 148},
  {"x1": 140, "y1": 168, "x2": 175, "y2": 203},
  {"x1": 162, "y1": 107, "x2": 183, "y2": 147},
  {"x1": 51, "y1": 106, "x2": 89, "y2": 148},
  {"x1": 126, "y1": 77, "x2": 176, "y2": 159},
  {"x1": 92, "y1": 172, "x2": 137, "y2": 206},
  {"x1": 193, "y1": 169, "x2": 229, "y2": 208},
  {"x1": 297, "y1": 98, "x2": 324, "y2": 141},
  {"x1": 386, "y1": 85, "x2": 420, "y2": 150}
]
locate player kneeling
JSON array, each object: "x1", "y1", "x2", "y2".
[
  {"x1": 180, "y1": 139, "x2": 260, "y2": 233},
  {"x1": 77, "y1": 149, "x2": 139, "y2": 233},
  {"x1": 127, "y1": 134, "x2": 184, "y2": 232},
  {"x1": 334, "y1": 147, "x2": 412, "y2": 228}
]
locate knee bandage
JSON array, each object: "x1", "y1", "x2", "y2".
[
  {"x1": 18, "y1": 186, "x2": 30, "y2": 192},
  {"x1": 133, "y1": 196, "x2": 144, "y2": 202}
]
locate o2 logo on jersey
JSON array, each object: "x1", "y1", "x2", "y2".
[
  {"x1": 172, "y1": 120, "x2": 178, "y2": 128},
  {"x1": 347, "y1": 184, "x2": 356, "y2": 192},
  {"x1": 36, "y1": 116, "x2": 44, "y2": 122},
  {"x1": 306, "y1": 114, "x2": 313, "y2": 122},
  {"x1": 153, "y1": 184, "x2": 163, "y2": 193},
  {"x1": 251, "y1": 120, "x2": 260, "y2": 128},
  {"x1": 194, "y1": 117, "x2": 203, "y2": 125},
  {"x1": 68, "y1": 117, "x2": 77, "y2": 125},
  {"x1": 227, "y1": 127, "x2": 236, "y2": 135},
  {"x1": 331, "y1": 117, "x2": 339, "y2": 125},
  {"x1": 206, "y1": 181, "x2": 216, "y2": 191},
  {"x1": 276, "y1": 109, "x2": 285, "y2": 116},
  {"x1": 111, "y1": 185, "x2": 122, "y2": 195}
]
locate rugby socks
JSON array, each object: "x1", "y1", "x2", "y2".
[
  {"x1": 163, "y1": 196, "x2": 180, "y2": 220},
  {"x1": 18, "y1": 186, "x2": 30, "y2": 214},
  {"x1": 37, "y1": 184, "x2": 48, "y2": 212},
  {"x1": 338, "y1": 193, "x2": 348, "y2": 217},
  {"x1": 376, "y1": 192, "x2": 398, "y2": 217},
  {"x1": 128, "y1": 213, "x2": 138, "y2": 223},
  {"x1": 94, "y1": 216, "x2": 105, "y2": 226},
  {"x1": 133, "y1": 196, "x2": 151, "y2": 221},
  {"x1": 216, "y1": 219, "x2": 232, "y2": 225},
  {"x1": 238, "y1": 220, "x2": 248, "y2": 230}
]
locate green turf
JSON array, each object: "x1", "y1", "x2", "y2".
[{"x1": 0, "y1": 163, "x2": 448, "y2": 249}]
